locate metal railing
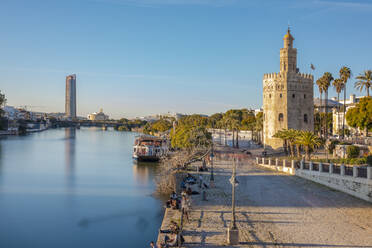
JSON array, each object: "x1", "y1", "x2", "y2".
[
  {"x1": 256, "y1": 157, "x2": 371, "y2": 180},
  {"x1": 345, "y1": 166, "x2": 353, "y2": 176},
  {"x1": 358, "y1": 167, "x2": 368, "y2": 178}
]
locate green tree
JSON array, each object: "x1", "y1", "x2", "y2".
[
  {"x1": 0, "y1": 90, "x2": 6, "y2": 118},
  {"x1": 321, "y1": 72, "x2": 333, "y2": 138},
  {"x1": 346, "y1": 145, "x2": 360, "y2": 159},
  {"x1": 316, "y1": 77, "x2": 324, "y2": 136},
  {"x1": 339, "y1": 66, "x2": 352, "y2": 138},
  {"x1": 297, "y1": 131, "x2": 322, "y2": 160},
  {"x1": 207, "y1": 113, "x2": 223, "y2": 129},
  {"x1": 255, "y1": 112, "x2": 263, "y2": 144},
  {"x1": 170, "y1": 115, "x2": 211, "y2": 150},
  {"x1": 332, "y1": 78, "x2": 344, "y2": 133},
  {"x1": 273, "y1": 129, "x2": 289, "y2": 155},
  {"x1": 355, "y1": 70, "x2": 372, "y2": 97},
  {"x1": 346, "y1": 97, "x2": 372, "y2": 136}
]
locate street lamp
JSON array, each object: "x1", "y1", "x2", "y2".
[
  {"x1": 227, "y1": 158, "x2": 239, "y2": 245},
  {"x1": 210, "y1": 144, "x2": 214, "y2": 187}
]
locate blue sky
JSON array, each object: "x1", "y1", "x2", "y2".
[{"x1": 0, "y1": 0, "x2": 371, "y2": 118}]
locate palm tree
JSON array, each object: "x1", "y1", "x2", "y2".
[
  {"x1": 316, "y1": 78, "x2": 324, "y2": 136},
  {"x1": 321, "y1": 72, "x2": 333, "y2": 138},
  {"x1": 293, "y1": 130, "x2": 302, "y2": 158},
  {"x1": 332, "y1": 78, "x2": 344, "y2": 134},
  {"x1": 339, "y1": 66, "x2": 352, "y2": 138},
  {"x1": 284, "y1": 129, "x2": 299, "y2": 157},
  {"x1": 297, "y1": 131, "x2": 322, "y2": 160},
  {"x1": 273, "y1": 130, "x2": 289, "y2": 155},
  {"x1": 355, "y1": 70, "x2": 372, "y2": 97}
]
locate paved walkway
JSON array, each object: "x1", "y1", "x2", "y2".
[{"x1": 178, "y1": 148, "x2": 372, "y2": 247}]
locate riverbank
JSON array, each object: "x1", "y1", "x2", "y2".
[{"x1": 156, "y1": 145, "x2": 372, "y2": 247}]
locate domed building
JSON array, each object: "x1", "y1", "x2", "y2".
[{"x1": 87, "y1": 109, "x2": 109, "y2": 121}]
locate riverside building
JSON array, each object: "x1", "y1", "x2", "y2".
[
  {"x1": 65, "y1": 74, "x2": 77, "y2": 119},
  {"x1": 263, "y1": 29, "x2": 314, "y2": 149}
]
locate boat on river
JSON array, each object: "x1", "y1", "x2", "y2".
[{"x1": 133, "y1": 135, "x2": 169, "y2": 162}]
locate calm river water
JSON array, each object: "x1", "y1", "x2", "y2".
[{"x1": 0, "y1": 127, "x2": 164, "y2": 248}]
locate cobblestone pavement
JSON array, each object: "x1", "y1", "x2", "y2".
[{"x1": 179, "y1": 148, "x2": 372, "y2": 248}]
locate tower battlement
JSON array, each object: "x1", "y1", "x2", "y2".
[
  {"x1": 299, "y1": 73, "x2": 313, "y2": 80},
  {"x1": 263, "y1": 73, "x2": 282, "y2": 80}
]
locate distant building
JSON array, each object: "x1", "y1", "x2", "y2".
[
  {"x1": 263, "y1": 29, "x2": 314, "y2": 149},
  {"x1": 314, "y1": 98, "x2": 342, "y2": 112},
  {"x1": 254, "y1": 108, "x2": 263, "y2": 116},
  {"x1": 332, "y1": 94, "x2": 366, "y2": 107},
  {"x1": 65, "y1": 74, "x2": 77, "y2": 119},
  {"x1": 330, "y1": 94, "x2": 367, "y2": 136},
  {"x1": 87, "y1": 109, "x2": 109, "y2": 121}
]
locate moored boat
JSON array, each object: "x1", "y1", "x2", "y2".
[{"x1": 133, "y1": 135, "x2": 169, "y2": 162}]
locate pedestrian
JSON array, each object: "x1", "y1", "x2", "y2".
[
  {"x1": 181, "y1": 195, "x2": 189, "y2": 222},
  {"x1": 199, "y1": 174, "x2": 203, "y2": 188},
  {"x1": 150, "y1": 241, "x2": 156, "y2": 248}
]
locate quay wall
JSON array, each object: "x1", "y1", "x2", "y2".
[{"x1": 256, "y1": 157, "x2": 372, "y2": 203}]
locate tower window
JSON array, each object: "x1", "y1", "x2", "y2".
[
  {"x1": 280, "y1": 94, "x2": 282, "y2": 98},
  {"x1": 304, "y1": 94, "x2": 306, "y2": 99},
  {"x1": 278, "y1": 113, "x2": 284, "y2": 122},
  {"x1": 292, "y1": 94, "x2": 295, "y2": 98},
  {"x1": 304, "y1": 114, "x2": 308, "y2": 123},
  {"x1": 269, "y1": 94, "x2": 271, "y2": 98}
]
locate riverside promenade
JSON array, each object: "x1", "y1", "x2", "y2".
[{"x1": 157, "y1": 145, "x2": 372, "y2": 247}]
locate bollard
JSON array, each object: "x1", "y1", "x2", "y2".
[
  {"x1": 329, "y1": 163, "x2": 334, "y2": 174},
  {"x1": 309, "y1": 161, "x2": 313, "y2": 171},
  {"x1": 319, "y1": 162, "x2": 323, "y2": 173},
  {"x1": 283, "y1": 159, "x2": 286, "y2": 167},
  {"x1": 202, "y1": 190, "x2": 207, "y2": 201},
  {"x1": 256, "y1": 157, "x2": 259, "y2": 164},
  {"x1": 353, "y1": 166, "x2": 358, "y2": 178},
  {"x1": 275, "y1": 158, "x2": 278, "y2": 166},
  {"x1": 367, "y1": 167, "x2": 372, "y2": 180},
  {"x1": 340, "y1": 164, "x2": 345, "y2": 176},
  {"x1": 300, "y1": 160, "x2": 304, "y2": 170}
]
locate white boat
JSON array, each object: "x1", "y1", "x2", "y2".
[{"x1": 133, "y1": 135, "x2": 169, "y2": 162}]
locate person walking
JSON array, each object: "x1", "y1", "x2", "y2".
[{"x1": 181, "y1": 195, "x2": 189, "y2": 223}]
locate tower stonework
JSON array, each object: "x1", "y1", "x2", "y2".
[{"x1": 263, "y1": 29, "x2": 314, "y2": 149}]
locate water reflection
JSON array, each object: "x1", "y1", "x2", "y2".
[
  {"x1": 132, "y1": 162, "x2": 158, "y2": 186},
  {"x1": 64, "y1": 128, "x2": 76, "y2": 188},
  {"x1": 0, "y1": 142, "x2": 3, "y2": 178}
]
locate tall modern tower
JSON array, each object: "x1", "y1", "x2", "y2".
[{"x1": 65, "y1": 74, "x2": 77, "y2": 119}]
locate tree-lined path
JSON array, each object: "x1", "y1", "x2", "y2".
[{"x1": 180, "y1": 147, "x2": 372, "y2": 247}]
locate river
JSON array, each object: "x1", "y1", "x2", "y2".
[{"x1": 0, "y1": 127, "x2": 164, "y2": 248}]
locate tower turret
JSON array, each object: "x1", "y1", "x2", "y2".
[{"x1": 280, "y1": 28, "x2": 297, "y2": 73}]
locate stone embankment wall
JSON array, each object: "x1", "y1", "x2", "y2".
[{"x1": 256, "y1": 157, "x2": 372, "y2": 203}]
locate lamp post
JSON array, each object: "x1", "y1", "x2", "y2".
[
  {"x1": 227, "y1": 158, "x2": 239, "y2": 245},
  {"x1": 210, "y1": 145, "x2": 214, "y2": 185}
]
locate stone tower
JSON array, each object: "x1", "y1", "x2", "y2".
[{"x1": 263, "y1": 29, "x2": 314, "y2": 149}]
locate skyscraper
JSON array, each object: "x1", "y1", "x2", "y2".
[{"x1": 65, "y1": 74, "x2": 76, "y2": 119}]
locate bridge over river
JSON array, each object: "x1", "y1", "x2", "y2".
[{"x1": 163, "y1": 146, "x2": 372, "y2": 247}]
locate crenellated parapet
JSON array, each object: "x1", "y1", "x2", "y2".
[
  {"x1": 263, "y1": 72, "x2": 283, "y2": 80},
  {"x1": 298, "y1": 73, "x2": 314, "y2": 81}
]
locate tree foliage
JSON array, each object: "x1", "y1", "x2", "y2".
[
  {"x1": 143, "y1": 119, "x2": 172, "y2": 134},
  {"x1": 170, "y1": 115, "x2": 211, "y2": 149},
  {"x1": 0, "y1": 90, "x2": 6, "y2": 117},
  {"x1": 346, "y1": 97, "x2": 372, "y2": 134},
  {"x1": 355, "y1": 70, "x2": 372, "y2": 97}
]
